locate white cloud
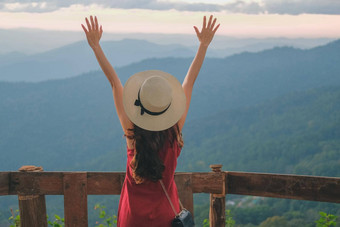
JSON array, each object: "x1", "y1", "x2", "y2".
[
  {"x1": 1, "y1": 1, "x2": 57, "y2": 12},
  {"x1": 0, "y1": 0, "x2": 339, "y2": 15},
  {"x1": 1, "y1": 4, "x2": 340, "y2": 38}
]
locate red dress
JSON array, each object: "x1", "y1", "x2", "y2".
[{"x1": 117, "y1": 140, "x2": 181, "y2": 227}]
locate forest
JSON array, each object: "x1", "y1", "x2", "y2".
[{"x1": 0, "y1": 39, "x2": 339, "y2": 226}]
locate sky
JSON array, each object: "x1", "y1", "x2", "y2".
[{"x1": 0, "y1": 0, "x2": 340, "y2": 38}]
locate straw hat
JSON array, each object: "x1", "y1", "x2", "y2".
[{"x1": 123, "y1": 70, "x2": 186, "y2": 131}]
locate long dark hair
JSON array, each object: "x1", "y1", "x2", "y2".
[{"x1": 125, "y1": 124, "x2": 183, "y2": 184}]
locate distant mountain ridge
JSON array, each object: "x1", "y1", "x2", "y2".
[
  {"x1": 111, "y1": 39, "x2": 340, "y2": 118},
  {"x1": 75, "y1": 85, "x2": 340, "y2": 178},
  {"x1": 0, "y1": 39, "x2": 339, "y2": 172},
  {"x1": 0, "y1": 39, "x2": 195, "y2": 82},
  {"x1": 1, "y1": 38, "x2": 339, "y2": 82}
]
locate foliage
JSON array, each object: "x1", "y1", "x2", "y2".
[
  {"x1": 94, "y1": 204, "x2": 117, "y2": 227},
  {"x1": 8, "y1": 209, "x2": 65, "y2": 227},
  {"x1": 7, "y1": 204, "x2": 118, "y2": 227},
  {"x1": 230, "y1": 205, "x2": 274, "y2": 225},
  {"x1": 201, "y1": 209, "x2": 235, "y2": 227},
  {"x1": 315, "y1": 211, "x2": 338, "y2": 227},
  {"x1": 8, "y1": 209, "x2": 20, "y2": 227},
  {"x1": 258, "y1": 216, "x2": 288, "y2": 227},
  {"x1": 225, "y1": 209, "x2": 235, "y2": 227},
  {"x1": 202, "y1": 218, "x2": 209, "y2": 227},
  {"x1": 1, "y1": 39, "x2": 340, "y2": 226},
  {"x1": 47, "y1": 214, "x2": 64, "y2": 227}
]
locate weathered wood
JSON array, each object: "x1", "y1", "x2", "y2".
[
  {"x1": 18, "y1": 166, "x2": 47, "y2": 227},
  {"x1": 63, "y1": 172, "x2": 88, "y2": 227},
  {"x1": 226, "y1": 171, "x2": 340, "y2": 203},
  {"x1": 7, "y1": 172, "x2": 224, "y2": 195},
  {"x1": 87, "y1": 172, "x2": 125, "y2": 195},
  {"x1": 8, "y1": 172, "x2": 125, "y2": 195},
  {"x1": 19, "y1": 195, "x2": 47, "y2": 227},
  {"x1": 0, "y1": 172, "x2": 9, "y2": 195},
  {"x1": 209, "y1": 165, "x2": 225, "y2": 227},
  {"x1": 210, "y1": 194, "x2": 225, "y2": 227},
  {"x1": 175, "y1": 173, "x2": 194, "y2": 216},
  {"x1": 10, "y1": 172, "x2": 64, "y2": 195},
  {"x1": 191, "y1": 172, "x2": 224, "y2": 194},
  {"x1": 2, "y1": 171, "x2": 340, "y2": 204}
]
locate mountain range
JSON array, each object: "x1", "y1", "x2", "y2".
[
  {"x1": 0, "y1": 39, "x2": 195, "y2": 82},
  {"x1": 0, "y1": 39, "x2": 339, "y2": 172},
  {"x1": 0, "y1": 37, "x2": 339, "y2": 227}
]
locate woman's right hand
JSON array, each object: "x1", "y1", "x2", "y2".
[
  {"x1": 81, "y1": 15, "x2": 103, "y2": 49},
  {"x1": 194, "y1": 15, "x2": 219, "y2": 47}
]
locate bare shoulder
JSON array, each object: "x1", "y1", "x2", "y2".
[{"x1": 126, "y1": 138, "x2": 134, "y2": 150}]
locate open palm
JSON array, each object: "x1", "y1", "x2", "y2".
[
  {"x1": 194, "y1": 15, "x2": 220, "y2": 47},
  {"x1": 81, "y1": 15, "x2": 103, "y2": 49}
]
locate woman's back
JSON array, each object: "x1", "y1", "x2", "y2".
[{"x1": 117, "y1": 139, "x2": 181, "y2": 227}]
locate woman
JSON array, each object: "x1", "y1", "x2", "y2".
[{"x1": 82, "y1": 15, "x2": 219, "y2": 227}]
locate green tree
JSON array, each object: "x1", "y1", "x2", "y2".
[
  {"x1": 315, "y1": 211, "x2": 337, "y2": 227},
  {"x1": 259, "y1": 216, "x2": 288, "y2": 227}
]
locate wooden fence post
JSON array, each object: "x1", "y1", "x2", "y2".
[
  {"x1": 63, "y1": 172, "x2": 88, "y2": 227},
  {"x1": 209, "y1": 164, "x2": 225, "y2": 227},
  {"x1": 175, "y1": 173, "x2": 194, "y2": 216},
  {"x1": 18, "y1": 165, "x2": 47, "y2": 227}
]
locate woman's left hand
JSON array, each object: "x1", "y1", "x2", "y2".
[
  {"x1": 81, "y1": 15, "x2": 103, "y2": 50},
  {"x1": 194, "y1": 15, "x2": 220, "y2": 47}
]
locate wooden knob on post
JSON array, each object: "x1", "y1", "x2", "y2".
[
  {"x1": 210, "y1": 164, "x2": 223, "y2": 173},
  {"x1": 18, "y1": 165, "x2": 47, "y2": 227}
]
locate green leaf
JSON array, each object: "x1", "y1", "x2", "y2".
[
  {"x1": 99, "y1": 210, "x2": 106, "y2": 218},
  {"x1": 54, "y1": 214, "x2": 61, "y2": 220},
  {"x1": 319, "y1": 211, "x2": 327, "y2": 217}
]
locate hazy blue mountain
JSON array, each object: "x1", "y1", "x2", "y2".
[
  {"x1": 74, "y1": 85, "x2": 340, "y2": 176},
  {"x1": 0, "y1": 39, "x2": 195, "y2": 82},
  {"x1": 0, "y1": 52, "x2": 28, "y2": 68},
  {"x1": 1, "y1": 39, "x2": 340, "y2": 227},
  {"x1": 0, "y1": 28, "x2": 333, "y2": 55},
  {"x1": 181, "y1": 85, "x2": 340, "y2": 175},
  {"x1": 108, "y1": 39, "x2": 340, "y2": 119},
  {"x1": 0, "y1": 39, "x2": 339, "y2": 172},
  {"x1": 1, "y1": 84, "x2": 339, "y2": 226}
]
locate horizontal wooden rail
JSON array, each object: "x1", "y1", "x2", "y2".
[
  {"x1": 1, "y1": 171, "x2": 339, "y2": 203},
  {"x1": 0, "y1": 171, "x2": 223, "y2": 196},
  {"x1": 1, "y1": 169, "x2": 340, "y2": 227},
  {"x1": 225, "y1": 171, "x2": 340, "y2": 203}
]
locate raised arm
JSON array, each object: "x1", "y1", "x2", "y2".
[
  {"x1": 81, "y1": 16, "x2": 132, "y2": 133},
  {"x1": 178, "y1": 15, "x2": 220, "y2": 131}
]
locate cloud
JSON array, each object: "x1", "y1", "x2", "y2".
[
  {"x1": 264, "y1": 0, "x2": 340, "y2": 15},
  {"x1": 0, "y1": 0, "x2": 339, "y2": 15}
]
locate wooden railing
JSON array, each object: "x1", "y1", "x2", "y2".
[{"x1": 0, "y1": 164, "x2": 339, "y2": 227}]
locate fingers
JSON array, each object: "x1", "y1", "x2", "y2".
[
  {"x1": 95, "y1": 16, "x2": 99, "y2": 30},
  {"x1": 90, "y1": 15, "x2": 95, "y2": 30},
  {"x1": 201, "y1": 15, "x2": 218, "y2": 31},
  {"x1": 81, "y1": 24, "x2": 88, "y2": 33},
  {"x1": 193, "y1": 26, "x2": 200, "y2": 36},
  {"x1": 84, "y1": 15, "x2": 101, "y2": 32},
  {"x1": 207, "y1": 15, "x2": 213, "y2": 28},
  {"x1": 211, "y1": 18, "x2": 217, "y2": 30},
  {"x1": 85, "y1": 17, "x2": 91, "y2": 31},
  {"x1": 213, "y1": 24, "x2": 220, "y2": 33},
  {"x1": 203, "y1": 16, "x2": 206, "y2": 29}
]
